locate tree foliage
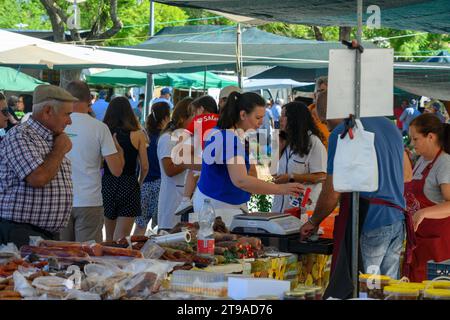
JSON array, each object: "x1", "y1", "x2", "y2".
[{"x1": 1, "y1": 1, "x2": 448, "y2": 61}]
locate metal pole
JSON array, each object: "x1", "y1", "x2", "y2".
[
  {"x1": 144, "y1": 1, "x2": 155, "y2": 118},
  {"x1": 236, "y1": 23, "x2": 243, "y2": 89},
  {"x1": 352, "y1": 0, "x2": 363, "y2": 299},
  {"x1": 149, "y1": 1, "x2": 155, "y2": 37},
  {"x1": 204, "y1": 67, "x2": 207, "y2": 94}
]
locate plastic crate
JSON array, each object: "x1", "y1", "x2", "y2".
[{"x1": 427, "y1": 259, "x2": 450, "y2": 280}]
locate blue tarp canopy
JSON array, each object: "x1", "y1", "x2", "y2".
[
  {"x1": 423, "y1": 50, "x2": 450, "y2": 63},
  {"x1": 155, "y1": 0, "x2": 450, "y2": 34}
]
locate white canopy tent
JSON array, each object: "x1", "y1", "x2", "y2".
[
  {"x1": 0, "y1": 29, "x2": 179, "y2": 70},
  {"x1": 243, "y1": 78, "x2": 313, "y2": 90}
]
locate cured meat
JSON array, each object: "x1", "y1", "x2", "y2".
[
  {"x1": 38, "y1": 240, "x2": 103, "y2": 257},
  {"x1": 101, "y1": 246, "x2": 143, "y2": 258},
  {"x1": 20, "y1": 245, "x2": 90, "y2": 258},
  {"x1": 213, "y1": 232, "x2": 238, "y2": 242}
]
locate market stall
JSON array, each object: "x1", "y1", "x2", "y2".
[{"x1": 0, "y1": 213, "x2": 334, "y2": 300}]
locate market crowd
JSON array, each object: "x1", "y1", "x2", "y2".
[{"x1": 0, "y1": 78, "x2": 449, "y2": 296}]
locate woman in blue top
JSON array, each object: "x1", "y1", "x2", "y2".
[
  {"x1": 134, "y1": 101, "x2": 171, "y2": 235},
  {"x1": 194, "y1": 91, "x2": 304, "y2": 212}
]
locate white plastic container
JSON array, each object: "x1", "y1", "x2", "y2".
[{"x1": 228, "y1": 277, "x2": 291, "y2": 300}]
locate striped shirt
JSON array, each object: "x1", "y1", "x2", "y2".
[{"x1": 0, "y1": 118, "x2": 73, "y2": 232}]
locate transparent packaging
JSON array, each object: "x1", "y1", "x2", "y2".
[
  {"x1": 197, "y1": 199, "x2": 216, "y2": 258},
  {"x1": 170, "y1": 270, "x2": 227, "y2": 297},
  {"x1": 383, "y1": 286, "x2": 419, "y2": 300}
]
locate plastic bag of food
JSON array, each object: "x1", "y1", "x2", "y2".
[
  {"x1": 66, "y1": 265, "x2": 82, "y2": 290},
  {"x1": 32, "y1": 276, "x2": 74, "y2": 291},
  {"x1": 140, "y1": 241, "x2": 165, "y2": 259},
  {"x1": 17, "y1": 265, "x2": 41, "y2": 278},
  {"x1": 29, "y1": 236, "x2": 44, "y2": 246},
  {"x1": 13, "y1": 271, "x2": 37, "y2": 298},
  {"x1": 119, "y1": 272, "x2": 160, "y2": 298},
  {"x1": 102, "y1": 259, "x2": 181, "y2": 299},
  {"x1": 0, "y1": 243, "x2": 20, "y2": 263},
  {"x1": 64, "y1": 289, "x2": 101, "y2": 300},
  {"x1": 83, "y1": 262, "x2": 122, "y2": 279},
  {"x1": 122, "y1": 258, "x2": 182, "y2": 276}
]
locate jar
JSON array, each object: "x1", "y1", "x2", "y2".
[
  {"x1": 304, "y1": 288, "x2": 316, "y2": 300},
  {"x1": 423, "y1": 280, "x2": 450, "y2": 290},
  {"x1": 359, "y1": 274, "x2": 391, "y2": 299},
  {"x1": 391, "y1": 283, "x2": 426, "y2": 299},
  {"x1": 309, "y1": 286, "x2": 323, "y2": 300},
  {"x1": 423, "y1": 289, "x2": 450, "y2": 300},
  {"x1": 383, "y1": 286, "x2": 419, "y2": 300},
  {"x1": 284, "y1": 291, "x2": 306, "y2": 300},
  {"x1": 257, "y1": 295, "x2": 280, "y2": 300}
]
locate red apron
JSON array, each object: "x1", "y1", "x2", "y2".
[{"x1": 405, "y1": 149, "x2": 450, "y2": 282}]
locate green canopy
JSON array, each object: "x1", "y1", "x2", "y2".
[
  {"x1": 0, "y1": 67, "x2": 47, "y2": 92},
  {"x1": 108, "y1": 25, "x2": 373, "y2": 73},
  {"x1": 86, "y1": 69, "x2": 237, "y2": 89}
]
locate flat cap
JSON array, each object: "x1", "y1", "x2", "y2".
[
  {"x1": 219, "y1": 85, "x2": 241, "y2": 100},
  {"x1": 33, "y1": 84, "x2": 78, "y2": 104}
]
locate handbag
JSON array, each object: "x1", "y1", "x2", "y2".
[{"x1": 333, "y1": 119, "x2": 379, "y2": 192}]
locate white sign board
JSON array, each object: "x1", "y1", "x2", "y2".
[{"x1": 327, "y1": 49, "x2": 394, "y2": 119}]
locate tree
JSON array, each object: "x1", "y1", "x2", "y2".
[
  {"x1": 1, "y1": 1, "x2": 191, "y2": 85},
  {"x1": 37, "y1": 0, "x2": 124, "y2": 86},
  {"x1": 0, "y1": 0, "x2": 52, "y2": 30}
]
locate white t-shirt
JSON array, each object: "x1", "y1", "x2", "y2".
[
  {"x1": 157, "y1": 132, "x2": 187, "y2": 229},
  {"x1": 65, "y1": 113, "x2": 117, "y2": 207},
  {"x1": 272, "y1": 134, "x2": 327, "y2": 213}
]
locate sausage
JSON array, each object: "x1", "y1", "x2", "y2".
[
  {"x1": 100, "y1": 242, "x2": 129, "y2": 248},
  {"x1": 213, "y1": 232, "x2": 238, "y2": 242},
  {"x1": 132, "y1": 242, "x2": 145, "y2": 251},
  {"x1": 129, "y1": 235, "x2": 149, "y2": 243},
  {"x1": 82, "y1": 243, "x2": 103, "y2": 257},
  {"x1": 0, "y1": 291, "x2": 21, "y2": 298},
  {"x1": 20, "y1": 245, "x2": 90, "y2": 258},
  {"x1": 215, "y1": 241, "x2": 238, "y2": 249},
  {"x1": 101, "y1": 246, "x2": 143, "y2": 258}
]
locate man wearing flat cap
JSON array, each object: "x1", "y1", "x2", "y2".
[{"x1": 0, "y1": 85, "x2": 77, "y2": 247}]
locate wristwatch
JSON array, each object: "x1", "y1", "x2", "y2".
[
  {"x1": 308, "y1": 216, "x2": 318, "y2": 227},
  {"x1": 288, "y1": 173, "x2": 295, "y2": 182}
]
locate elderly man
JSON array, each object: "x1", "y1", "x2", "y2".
[
  {"x1": 218, "y1": 85, "x2": 241, "y2": 113},
  {"x1": 0, "y1": 93, "x2": 9, "y2": 139},
  {"x1": 0, "y1": 85, "x2": 76, "y2": 247},
  {"x1": 61, "y1": 80, "x2": 124, "y2": 243}
]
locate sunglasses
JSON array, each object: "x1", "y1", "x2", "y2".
[{"x1": 0, "y1": 109, "x2": 9, "y2": 116}]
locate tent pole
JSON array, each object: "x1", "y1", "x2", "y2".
[
  {"x1": 144, "y1": 73, "x2": 153, "y2": 119},
  {"x1": 143, "y1": 1, "x2": 155, "y2": 120},
  {"x1": 236, "y1": 23, "x2": 243, "y2": 89},
  {"x1": 149, "y1": 1, "x2": 155, "y2": 37},
  {"x1": 352, "y1": 0, "x2": 363, "y2": 299},
  {"x1": 204, "y1": 67, "x2": 207, "y2": 94}
]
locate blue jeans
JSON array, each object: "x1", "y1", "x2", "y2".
[{"x1": 360, "y1": 220, "x2": 405, "y2": 279}]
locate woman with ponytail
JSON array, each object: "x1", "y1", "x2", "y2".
[
  {"x1": 405, "y1": 113, "x2": 450, "y2": 281},
  {"x1": 134, "y1": 101, "x2": 171, "y2": 235},
  {"x1": 193, "y1": 91, "x2": 304, "y2": 212},
  {"x1": 157, "y1": 97, "x2": 193, "y2": 231}
]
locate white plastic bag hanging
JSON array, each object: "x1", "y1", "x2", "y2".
[{"x1": 333, "y1": 119, "x2": 379, "y2": 192}]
